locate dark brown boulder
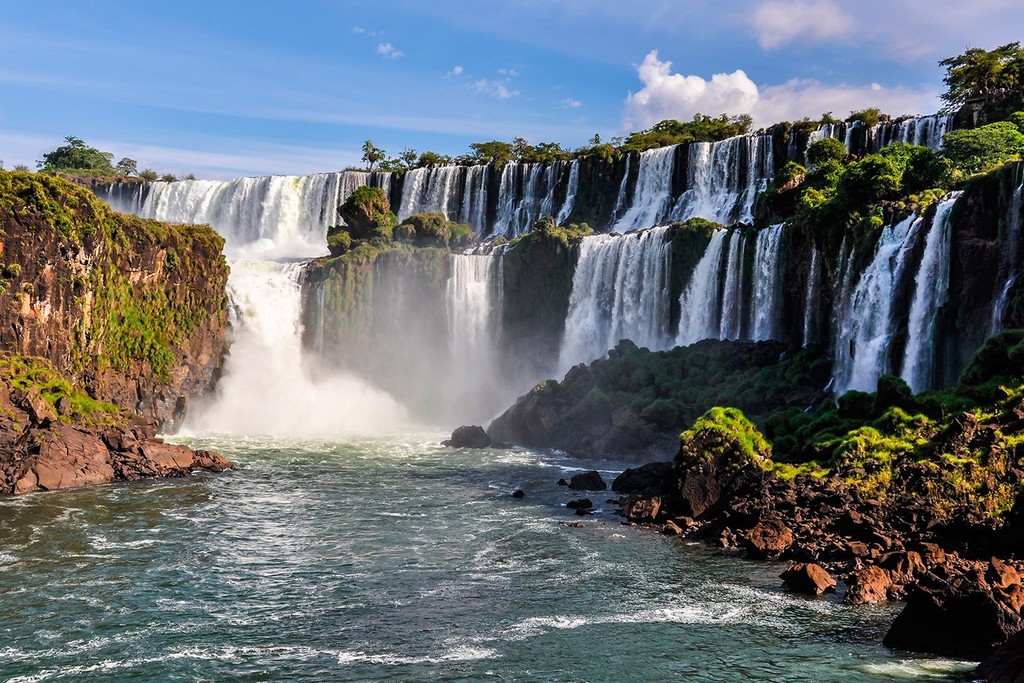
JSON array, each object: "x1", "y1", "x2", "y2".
[
  {"x1": 487, "y1": 381, "x2": 568, "y2": 447},
  {"x1": 623, "y1": 496, "x2": 661, "y2": 523},
  {"x1": 989, "y1": 557, "x2": 1022, "y2": 590},
  {"x1": 780, "y1": 563, "x2": 837, "y2": 596},
  {"x1": 744, "y1": 519, "x2": 794, "y2": 559},
  {"x1": 883, "y1": 572, "x2": 1022, "y2": 660},
  {"x1": 569, "y1": 470, "x2": 607, "y2": 491},
  {"x1": 845, "y1": 566, "x2": 894, "y2": 605},
  {"x1": 611, "y1": 461, "x2": 671, "y2": 494},
  {"x1": 442, "y1": 425, "x2": 492, "y2": 449},
  {"x1": 979, "y1": 629, "x2": 1024, "y2": 683}
]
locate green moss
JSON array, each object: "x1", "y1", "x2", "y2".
[
  {"x1": 0, "y1": 354, "x2": 124, "y2": 429},
  {"x1": 677, "y1": 406, "x2": 773, "y2": 472}
]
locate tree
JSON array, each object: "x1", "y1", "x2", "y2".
[
  {"x1": 806, "y1": 138, "x2": 847, "y2": 168},
  {"x1": 362, "y1": 140, "x2": 386, "y2": 171},
  {"x1": 139, "y1": 169, "x2": 158, "y2": 182},
  {"x1": 468, "y1": 140, "x2": 514, "y2": 166},
  {"x1": 939, "y1": 43, "x2": 1024, "y2": 117},
  {"x1": 37, "y1": 135, "x2": 115, "y2": 175},
  {"x1": 116, "y1": 157, "x2": 138, "y2": 177},
  {"x1": 399, "y1": 147, "x2": 418, "y2": 169},
  {"x1": 160, "y1": 173, "x2": 177, "y2": 182}
]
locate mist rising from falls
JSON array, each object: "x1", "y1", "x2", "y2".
[
  {"x1": 560, "y1": 227, "x2": 672, "y2": 369},
  {"x1": 185, "y1": 260, "x2": 406, "y2": 437}
]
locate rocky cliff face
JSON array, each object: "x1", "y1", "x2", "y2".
[{"x1": 0, "y1": 171, "x2": 229, "y2": 429}]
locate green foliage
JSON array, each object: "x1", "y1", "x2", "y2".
[
  {"x1": 139, "y1": 169, "x2": 158, "y2": 182},
  {"x1": 943, "y1": 121, "x2": 1024, "y2": 175},
  {"x1": 622, "y1": 114, "x2": 753, "y2": 153},
  {"x1": 1010, "y1": 111, "x2": 1024, "y2": 133},
  {"x1": 0, "y1": 354, "x2": 124, "y2": 428},
  {"x1": 37, "y1": 136, "x2": 114, "y2": 176},
  {"x1": 806, "y1": 138, "x2": 847, "y2": 168},
  {"x1": 509, "y1": 216, "x2": 594, "y2": 249},
  {"x1": 115, "y1": 157, "x2": 138, "y2": 177},
  {"x1": 847, "y1": 108, "x2": 889, "y2": 127},
  {"x1": 939, "y1": 43, "x2": 1024, "y2": 118},
  {"x1": 468, "y1": 140, "x2": 515, "y2": 166},
  {"x1": 338, "y1": 186, "x2": 396, "y2": 241},
  {"x1": 394, "y1": 212, "x2": 475, "y2": 248},
  {"x1": 677, "y1": 406, "x2": 773, "y2": 471},
  {"x1": 362, "y1": 140, "x2": 386, "y2": 171}
]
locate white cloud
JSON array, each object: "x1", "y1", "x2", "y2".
[
  {"x1": 474, "y1": 79, "x2": 520, "y2": 99},
  {"x1": 561, "y1": 98, "x2": 582, "y2": 109},
  {"x1": 446, "y1": 65, "x2": 464, "y2": 78},
  {"x1": 751, "y1": 0, "x2": 855, "y2": 50},
  {"x1": 497, "y1": 68, "x2": 520, "y2": 77},
  {"x1": 376, "y1": 42, "x2": 404, "y2": 60},
  {"x1": 623, "y1": 50, "x2": 940, "y2": 130},
  {"x1": 624, "y1": 51, "x2": 758, "y2": 130},
  {"x1": 351, "y1": 26, "x2": 366, "y2": 34}
]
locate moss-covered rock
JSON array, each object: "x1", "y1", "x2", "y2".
[{"x1": 0, "y1": 171, "x2": 229, "y2": 428}]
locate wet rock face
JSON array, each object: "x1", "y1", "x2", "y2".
[
  {"x1": 569, "y1": 470, "x2": 607, "y2": 491},
  {"x1": 780, "y1": 563, "x2": 836, "y2": 596},
  {"x1": 0, "y1": 172, "x2": 229, "y2": 430},
  {"x1": 442, "y1": 425, "x2": 492, "y2": 449}
]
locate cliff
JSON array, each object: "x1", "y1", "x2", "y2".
[
  {"x1": 0, "y1": 171, "x2": 232, "y2": 493},
  {"x1": 0, "y1": 171, "x2": 229, "y2": 428}
]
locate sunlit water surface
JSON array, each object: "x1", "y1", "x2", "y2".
[{"x1": 0, "y1": 434, "x2": 977, "y2": 681}]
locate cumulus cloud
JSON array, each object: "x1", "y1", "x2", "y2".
[
  {"x1": 751, "y1": 0, "x2": 855, "y2": 50},
  {"x1": 623, "y1": 51, "x2": 758, "y2": 130},
  {"x1": 561, "y1": 98, "x2": 582, "y2": 109},
  {"x1": 376, "y1": 42, "x2": 404, "y2": 60},
  {"x1": 623, "y1": 50, "x2": 940, "y2": 130},
  {"x1": 474, "y1": 79, "x2": 519, "y2": 99},
  {"x1": 446, "y1": 65, "x2": 464, "y2": 78}
]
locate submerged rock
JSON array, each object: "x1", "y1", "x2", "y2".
[{"x1": 443, "y1": 425, "x2": 492, "y2": 449}]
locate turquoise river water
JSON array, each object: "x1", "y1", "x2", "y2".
[{"x1": 0, "y1": 434, "x2": 978, "y2": 682}]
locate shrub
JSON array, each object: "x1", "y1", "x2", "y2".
[
  {"x1": 807, "y1": 138, "x2": 847, "y2": 168},
  {"x1": 943, "y1": 121, "x2": 1024, "y2": 175}
]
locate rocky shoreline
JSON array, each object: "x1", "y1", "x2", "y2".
[{"x1": 0, "y1": 360, "x2": 231, "y2": 495}]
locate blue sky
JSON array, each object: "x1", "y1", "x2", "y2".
[{"x1": 1, "y1": 0, "x2": 1021, "y2": 179}]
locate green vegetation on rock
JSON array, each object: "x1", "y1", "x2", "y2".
[
  {"x1": 676, "y1": 407, "x2": 773, "y2": 472},
  {"x1": 0, "y1": 355, "x2": 124, "y2": 429}
]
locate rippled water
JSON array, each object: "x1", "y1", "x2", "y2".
[{"x1": 0, "y1": 434, "x2": 975, "y2": 681}]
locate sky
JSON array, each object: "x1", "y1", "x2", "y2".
[{"x1": 1, "y1": 0, "x2": 1022, "y2": 179}]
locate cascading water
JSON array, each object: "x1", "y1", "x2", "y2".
[
  {"x1": 102, "y1": 172, "x2": 386, "y2": 256},
  {"x1": 802, "y1": 248, "x2": 820, "y2": 347},
  {"x1": 718, "y1": 231, "x2": 747, "y2": 340},
  {"x1": 492, "y1": 162, "x2": 570, "y2": 237},
  {"x1": 673, "y1": 135, "x2": 774, "y2": 226},
  {"x1": 750, "y1": 224, "x2": 785, "y2": 341},
  {"x1": 101, "y1": 174, "x2": 409, "y2": 435},
  {"x1": 992, "y1": 179, "x2": 1024, "y2": 331},
  {"x1": 613, "y1": 146, "x2": 677, "y2": 232},
  {"x1": 901, "y1": 193, "x2": 963, "y2": 392},
  {"x1": 612, "y1": 155, "x2": 631, "y2": 221},
  {"x1": 556, "y1": 160, "x2": 580, "y2": 225},
  {"x1": 832, "y1": 215, "x2": 924, "y2": 394},
  {"x1": 398, "y1": 166, "x2": 463, "y2": 221},
  {"x1": 677, "y1": 229, "x2": 729, "y2": 345},
  {"x1": 186, "y1": 259, "x2": 406, "y2": 436},
  {"x1": 560, "y1": 227, "x2": 672, "y2": 368}
]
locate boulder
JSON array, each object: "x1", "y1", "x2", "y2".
[
  {"x1": 566, "y1": 498, "x2": 593, "y2": 510},
  {"x1": 569, "y1": 470, "x2": 607, "y2": 491},
  {"x1": 623, "y1": 496, "x2": 661, "y2": 523},
  {"x1": 442, "y1": 425, "x2": 492, "y2": 449},
  {"x1": 780, "y1": 563, "x2": 837, "y2": 596},
  {"x1": 744, "y1": 519, "x2": 794, "y2": 559},
  {"x1": 979, "y1": 629, "x2": 1024, "y2": 683},
  {"x1": 989, "y1": 557, "x2": 1021, "y2": 590},
  {"x1": 845, "y1": 566, "x2": 893, "y2": 605},
  {"x1": 611, "y1": 461, "x2": 671, "y2": 494},
  {"x1": 883, "y1": 572, "x2": 1022, "y2": 660}
]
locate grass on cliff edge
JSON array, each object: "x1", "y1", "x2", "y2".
[{"x1": 0, "y1": 354, "x2": 125, "y2": 429}]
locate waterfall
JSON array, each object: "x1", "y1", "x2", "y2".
[
  {"x1": 750, "y1": 224, "x2": 785, "y2": 341},
  {"x1": 185, "y1": 259, "x2": 405, "y2": 436},
  {"x1": 677, "y1": 229, "x2": 729, "y2": 345},
  {"x1": 992, "y1": 180, "x2": 1024, "y2": 332},
  {"x1": 397, "y1": 166, "x2": 464, "y2": 221},
  {"x1": 492, "y1": 161, "x2": 570, "y2": 237},
  {"x1": 833, "y1": 215, "x2": 924, "y2": 394},
  {"x1": 104, "y1": 171, "x2": 387, "y2": 256},
  {"x1": 559, "y1": 227, "x2": 672, "y2": 368},
  {"x1": 447, "y1": 252, "x2": 501, "y2": 369},
  {"x1": 901, "y1": 192, "x2": 963, "y2": 392},
  {"x1": 718, "y1": 231, "x2": 747, "y2": 340},
  {"x1": 802, "y1": 248, "x2": 820, "y2": 346},
  {"x1": 556, "y1": 160, "x2": 580, "y2": 225},
  {"x1": 673, "y1": 134, "x2": 774, "y2": 225},
  {"x1": 809, "y1": 114, "x2": 954, "y2": 156},
  {"x1": 612, "y1": 146, "x2": 677, "y2": 232},
  {"x1": 612, "y1": 155, "x2": 631, "y2": 221},
  {"x1": 459, "y1": 165, "x2": 490, "y2": 234}
]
